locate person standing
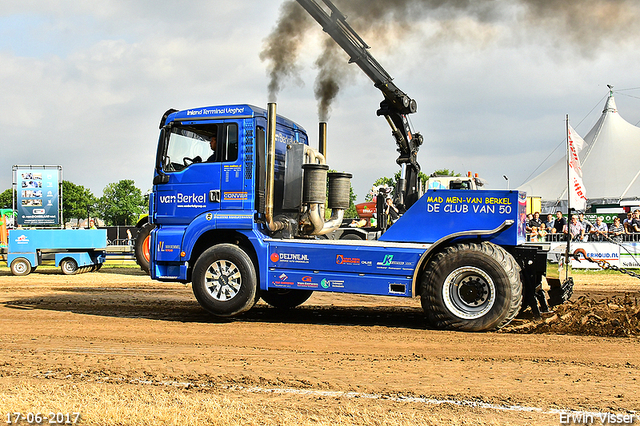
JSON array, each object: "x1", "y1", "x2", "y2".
[
  {"x1": 568, "y1": 215, "x2": 584, "y2": 242},
  {"x1": 608, "y1": 217, "x2": 625, "y2": 243},
  {"x1": 552, "y1": 211, "x2": 566, "y2": 234}
]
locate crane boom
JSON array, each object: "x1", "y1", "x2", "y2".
[{"x1": 296, "y1": 0, "x2": 423, "y2": 210}]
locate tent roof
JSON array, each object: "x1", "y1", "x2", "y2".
[{"x1": 518, "y1": 93, "x2": 640, "y2": 205}]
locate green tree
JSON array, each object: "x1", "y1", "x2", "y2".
[
  {"x1": 431, "y1": 169, "x2": 460, "y2": 177},
  {"x1": 62, "y1": 180, "x2": 97, "y2": 221},
  {"x1": 97, "y1": 180, "x2": 146, "y2": 225},
  {"x1": 0, "y1": 189, "x2": 14, "y2": 209}
]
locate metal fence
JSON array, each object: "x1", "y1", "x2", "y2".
[{"x1": 527, "y1": 232, "x2": 640, "y2": 243}]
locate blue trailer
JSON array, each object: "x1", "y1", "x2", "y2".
[
  {"x1": 7, "y1": 229, "x2": 107, "y2": 276},
  {"x1": 143, "y1": 0, "x2": 572, "y2": 331}
]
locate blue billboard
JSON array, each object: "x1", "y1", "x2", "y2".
[{"x1": 15, "y1": 167, "x2": 61, "y2": 226}]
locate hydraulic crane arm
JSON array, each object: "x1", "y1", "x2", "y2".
[{"x1": 296, "y1": 0, "x2": 423, "y2": 210}]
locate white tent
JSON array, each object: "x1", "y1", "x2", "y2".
[{"x1": 519, "y1": 91, "x2": 640, "y2": 209}]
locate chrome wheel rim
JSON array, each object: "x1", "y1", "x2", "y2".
[
  {"x1": 13, "y1": 260, "x2": 28, "y2": 274},
  {"x1": 204, "y1": 259, "x2": 242, "y2": 301},
  {"x1": 443, "y1": 266, "x2": 496, "y2": 319}
]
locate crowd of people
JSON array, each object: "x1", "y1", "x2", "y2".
[{"x1": 526, "y1": 209, "x2": 640, "y2": 243}]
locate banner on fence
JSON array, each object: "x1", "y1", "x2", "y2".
[{"x1": 548, "y1": 242, "x2": 640, "y2": 269}]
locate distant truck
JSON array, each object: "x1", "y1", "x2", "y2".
[{"x1": 7, "y1": 229, "x2": 106, "y2": 276}]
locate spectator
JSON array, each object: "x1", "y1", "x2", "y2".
[
  {"x1": 525, "y1": 213, "x2": 533, "y2": 232},
  {"x1": 589, "y1": 216, "x2": 608, "y2": 242},
  {"x1": 529, "y1": 226, "x2": 540, "y2": 242},
  {"x1": 578, "y1": 212, "x2": 592, "y2": 240},
  {"x1": 608, "y1": 217, "x2": 625, "y2": 243},
  {"x1": 544, "y1": 214, "x2": 555, "y2": 230},
  {"x1": 568, "y1": 215, "x2": 584, "y2": 242},
  {"x1": 529, "y1": 212, "x2": 542, "y2": 229},
  {"x1": 538, "y1": 223, "x2": 548, "y2": 242},
  {"x1": 631, "y1": 209, "x2": 640, "y2": 233},
  {"x1": 552, "y1": 211, "x2": 566, "y2": 234},
  {"x1": 623, "y1": 212, "x2": 633, "y2": 233}
]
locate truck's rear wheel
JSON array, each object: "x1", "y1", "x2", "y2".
[
  {"x1": 60, "y1": 258, "x2": 78, "y2": 275},
  {"x1": 421, "y1": 242, "x2": 522, "y2": 331},
  {"x1": 135, "y1": 222, "x2": 154, "y2": 274},
  {"x1": 10, "y1": 258, "x2": 32, "y2": 276},
  {"x1": 192, "y1": 244, "x2": 257, "y2": 317},
  {"x1": 261, "y1": 289, "x2": 313, "y2": 308}
]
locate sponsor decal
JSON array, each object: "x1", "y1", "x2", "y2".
[
  {"x1": 159, "y1": 192, "x2": 207, "y2": 208},
  {"x1": 206, "y1": 213, "x2": 213, "y2": 221},
  {"x1": 15, "y1": 234, "x2": 29, "y2": 244},
  {"x1": 270, "y1": 253, "x2": 279, "y2": 262},
  {"x1": 321, "y1": 278, "x2": 344, "y2": 289},
  {"x1": 279, "y1": 273, "x2": 288, "y2": 281},
  {"x1": 336, "y1": 254, "x2": 361, "y2": 265},
  {"x1": 275, "y1": 253, "x2": 309, "y2": 264},
  {"x1": 376, "y1": 255, "x2": 410, "y2": 268},
  {"x1": 32, "y1": 209, "x2": 45, "y2": 214},
  {"x1": 185, "y1": 106, "x2": 246, "y2": 116},
  {"x1": 301, "y1": 276, "x2": 313, "y2": 282},
  {"x1": 275, "y1": 132, "x2": 294, "y2": 144},
  {"x1": 223, "y1": 191, "x2": 248, "y2": 201}
]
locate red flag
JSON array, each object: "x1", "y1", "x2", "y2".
[{"x1": 568, "y1": 125, "x2": 587, "y2": 211}]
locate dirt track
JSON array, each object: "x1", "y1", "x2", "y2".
[{"x1": 1, "y1": 266, "x2": 639, "y2": 425}]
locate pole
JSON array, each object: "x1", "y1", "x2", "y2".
[{"x1": 565, "y1": 114, "x2": 571, "y2": 282}]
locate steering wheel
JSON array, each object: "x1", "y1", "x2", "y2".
[{"x1": 183, "y1": 156, "x2": 202, "y2": 166}]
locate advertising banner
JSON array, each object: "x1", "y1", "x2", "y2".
[{"x1": 15, "y1": 167, "x2": 60, "y2": 226}]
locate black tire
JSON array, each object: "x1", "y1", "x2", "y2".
[
  {"x1": 192, "y1": 244, "x2": 258, "y2": 317},
  {"x1": 421, "y1": 242, "x2": 522, "y2": 332},
  {"x1": 10, "y1": 258, "x2": 32, "y2": 276},
  {"x1": 60, "y1": 258, "x2": 79, "y2": 275},
  {"x1": 261, "y1": 289, "x2": 313, "y2": 308},
  {"x1": 340, "y1": 233, "x2": 364, "y2": 241},
  {"x1": 135, "y1": 222, "x2": 154, "y2": 274}
]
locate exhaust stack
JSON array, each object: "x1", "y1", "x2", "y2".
[
  {"x1": 319, "y1": 122, "x2": 327, "y2": 160},
  {"x1": 265, "y1": 103, "x2": 285, "y2": 232}
]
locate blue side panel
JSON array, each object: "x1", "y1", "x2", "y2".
[
  {"x1": 8, "y1": 229, "x2": 107, "y2": 252},
  {"x1": 54, "y1": 251, "x2": 105, "y2": 267},
  {"x1": 379, "y1": 190, "x2": 526, "y2": 246},
  {"x1": 267, "y1": 240, "x2": 427, "y2": 296},
  {"x1": 7, "y1": 252, "x2": 37, "y2": 267},
  {"x1": 155, "y1": 226, "x2": 187, "y2": 262},
  {"x1": 270, "y1": 269, "x2": 412, "y2": 297}
]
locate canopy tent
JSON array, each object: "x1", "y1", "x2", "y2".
[{"x1": 518, "y1": 92, "x2": 640, "y2": 210}]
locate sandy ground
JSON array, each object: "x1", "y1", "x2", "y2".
[{"x1": 0, "y1": 266, "x2": 639, "y2": 425}]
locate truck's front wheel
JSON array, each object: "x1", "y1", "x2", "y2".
[
  {"x1": 192, "y1": 244, "x2": 257, "y2": 317},
  {"x1": 421, "y1": 242, "x2": 522, "y2": 331}
]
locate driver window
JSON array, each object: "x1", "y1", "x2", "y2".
[{"x1": 162, "y1": 123, "x2": 238, "y2": 172}]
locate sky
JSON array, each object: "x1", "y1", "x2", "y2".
[{"x1": 1, "y1": 0, "x2": 640, "y2": 204}]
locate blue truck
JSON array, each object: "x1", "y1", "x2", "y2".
[{"x1": 145, "y1": 0, "x2": 572, "y2": 331}]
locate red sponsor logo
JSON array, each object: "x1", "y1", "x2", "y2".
[
  {"x1": 301, "y1": 276, "x2": 312, "y2": 282},
  {"x1": 270, "y1": 253, "x2": 279, "y2": 262}
]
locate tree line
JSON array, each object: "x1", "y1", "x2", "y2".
[{"x1": 0, "y1": 179, "x2": 147, "y2": 226}]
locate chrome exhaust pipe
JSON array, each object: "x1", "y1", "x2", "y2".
[{"x1": 265, "y1": 103, "x2": 284, "y2": 232}]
